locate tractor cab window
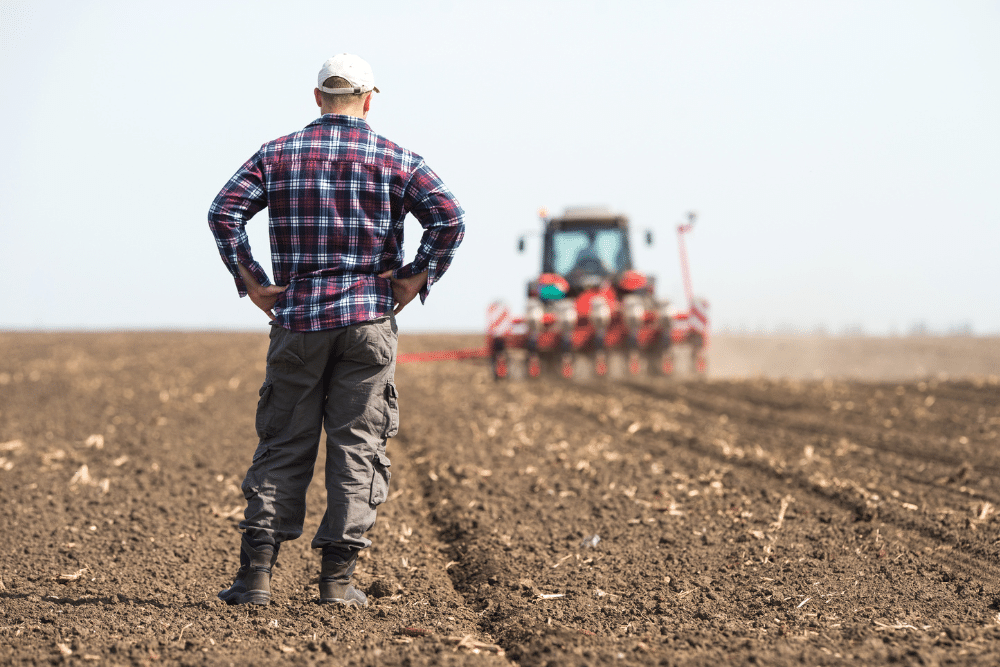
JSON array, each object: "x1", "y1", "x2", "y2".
[{"x1": 552, "y1": 228, "x2": 629, "y2": 277}]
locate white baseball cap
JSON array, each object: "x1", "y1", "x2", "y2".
[{"x1": 317, "y1": 53, "x2": 379, "y2": 95}]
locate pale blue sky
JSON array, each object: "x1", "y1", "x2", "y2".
[{"x1": 2, "y1": 0, "x2": 998, "y2": 334}]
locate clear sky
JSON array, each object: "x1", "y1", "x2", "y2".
[{"x1": 2, "y1": 0, "x2": 998, "y2": 335}]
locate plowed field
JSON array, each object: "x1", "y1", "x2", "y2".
[{"x1": 2, "y1": 332, "x2": 1000, "y2": 666}]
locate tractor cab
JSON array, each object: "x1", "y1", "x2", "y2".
[
  {"x1": 543, "y1": 209, "x2": 632, "y2": 293},
  {"x1": 525, "y1": 207, "x2": 648, "y2": 300}
]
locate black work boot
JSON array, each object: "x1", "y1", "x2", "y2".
[
  {"x1": 319, "y1": 552, "x2": 367, "y2": 607},
  {"x1": 218, "y1": 536, "x2": 278, "y2": 606}
]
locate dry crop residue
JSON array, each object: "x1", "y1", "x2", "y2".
[{"x1": 1, "y1": 332, "x2": 999, "y2": 666}]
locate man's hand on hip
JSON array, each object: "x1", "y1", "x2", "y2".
[
  {"x1": 379, "y1": 270, "x2": 428, "y2": 315},
  {"x1": 238, "y1": 264, "x2": 287, "y2": 321}
]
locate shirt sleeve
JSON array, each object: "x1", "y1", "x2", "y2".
[
  {"x1": 207, "y1": 151, "x2": 272, "y2": 297},
  {"x1": 395, "y1": 160, "x2": 466, "y2": 303}
]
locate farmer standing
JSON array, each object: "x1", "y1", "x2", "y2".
[{"x1": 208, "y1": 53, "x2": 465, "y2": 606}]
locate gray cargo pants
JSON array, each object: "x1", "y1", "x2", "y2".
[{"x1": 239, "y1": 315, "x2": 397, "y2": 553}]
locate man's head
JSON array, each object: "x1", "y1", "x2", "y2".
[{"x1": 314, "y1": 54, "x2": 379, "y2": 118}]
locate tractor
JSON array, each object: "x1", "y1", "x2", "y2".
[{"x1": 486, "y1": 207, "x2": 708, "y2": 380}]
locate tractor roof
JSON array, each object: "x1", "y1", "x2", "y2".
[{"x1": 549, "y1": 206, "x2": 629, "y2": 229}]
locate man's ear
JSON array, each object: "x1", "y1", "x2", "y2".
[
  {"x1": 314, "y1": 88, "x2": 323, "y2": 108},
  {"x1": 363, "y1": 92, "x2": 372, "y2": 116}
]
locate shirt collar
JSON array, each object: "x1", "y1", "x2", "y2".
[{"x1": 309, "y1": 114, "x2": 370, "y2": 130}]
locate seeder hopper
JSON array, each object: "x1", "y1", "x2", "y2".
[{"x1": 487, "y1": 207, "x2": 708, "y2": 380}]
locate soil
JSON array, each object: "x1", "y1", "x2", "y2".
[{"x1": 2, "y1": 331, "x2": 1000, "y2": 666}]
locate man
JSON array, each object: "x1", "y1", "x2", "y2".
[{"x1": 208, "y1": 53, "x2": 465, "y2": 607}]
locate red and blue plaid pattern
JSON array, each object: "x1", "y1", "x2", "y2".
[{"x1": 209, "y1": 114, "x2": 465, "y2": 332}]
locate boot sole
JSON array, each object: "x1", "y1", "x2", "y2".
[
  {"x1": 319, "y1": 597, "x2": 365, "y2": 608},
  {"x1": 223, "y1": 590, "x2": 271, "y2": 606}
]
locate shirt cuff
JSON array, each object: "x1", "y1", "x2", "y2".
[
  {"x1": 232, "y1": 260, "x2": 272, "y2": 297},
  {"x1": 394, "y1": 262, "x2": 433, "y2": 304}
]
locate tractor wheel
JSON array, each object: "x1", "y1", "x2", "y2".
[
  {"x1": 561, "y1": 353, "x2": 574, "y2": 379},
  {"x1": 528, "y1": 354, "x2": 542, "y2": 379},
  {"x1": 628, "y1": 350, "x2": 642, "y2": 376},
  {"x1": 594, "y1": 351, "x2": 609, "y2": 378}
]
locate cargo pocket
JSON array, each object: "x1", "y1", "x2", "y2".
[
  {"x1": 369, "y1": 451, "x2": 392, "y2": 506},
  {"x1": 255, "y1": 379, "x2": 291, "y2": 440},
  {"x1": 384, "y1": 382, "x2": 399, "y2": 438}
]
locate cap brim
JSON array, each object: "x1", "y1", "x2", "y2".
[{"x1": 318, "y1": 85, "x2": 379, "y2": 95}]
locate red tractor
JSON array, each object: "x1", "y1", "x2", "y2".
[{"x1": 487, "y1": 207, "x2": 708, "y2": 380}]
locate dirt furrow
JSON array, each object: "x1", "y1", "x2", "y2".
[
  {"x1": 624, "y1": 379, "x2": 1000, "y2": 478},
  {"x1": 581, "y1": 378, "x2": 1000, "y2": 582}
]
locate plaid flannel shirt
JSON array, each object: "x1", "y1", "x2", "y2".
[{"x1": 208, "y1": 114, "x2": 465, "y2": 332}]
